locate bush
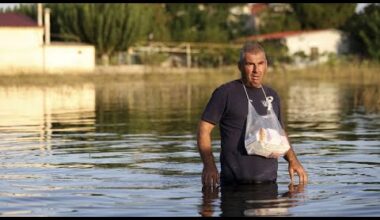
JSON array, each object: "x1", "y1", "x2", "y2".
[{"x1": 261, "y1": 40, "x2": 292, "y2": 67}]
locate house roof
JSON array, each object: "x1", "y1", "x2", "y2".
[
  {"x1": 236, "y1": 29, "x2": 332, "y2": 42},
  {"x1": 0, "y1": 12, "x2": 38, "y2": 27},
  {"x1": 250, "y1": 3, "x2": 268, "y2": 15}
]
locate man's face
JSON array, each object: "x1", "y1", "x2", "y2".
[{"x1": 239, "y1": 52, "x2": 267, "y2": 88}]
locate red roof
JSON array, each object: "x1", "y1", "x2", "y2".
[
  {"x1": 238, "y1": 29, "x2": 326, "y2": 42},
  {"x1": 251, "y1": 3, "x2": 268, "y2": 15},
  {"x1": 0, "y1": 12, "x2": 38, "y2": 27}
]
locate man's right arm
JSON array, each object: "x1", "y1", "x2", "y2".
[{"x1": 197, "y1": 120, "x2": 219, "y2": 187}]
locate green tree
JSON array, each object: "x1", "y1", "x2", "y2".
[
  {"x1": 343, "y1": 4, "x2": 380, "y2": 60},
  {"x1": 147, "y1": 4, "x2": 171, "y2": 42},
  {"x1": 165, "y1": 4, "x2": 200, "y2": 42},
  {"x1": 6, "y1": 3, "x2": 154, "y2": 65},
  {"x1": 291, "y1": 3, "x2": 357, "y2": 30},
  {"x1": 165, "y1": 3, "x2": 243, "y2": 43},
  {"x1": 196, "y1": 4, "x2": 231, "y2": 42},
  {"x1": 48, "y1": 4, "x2": 153, "y2": 65}
]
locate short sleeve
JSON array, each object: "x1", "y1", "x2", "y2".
[{"x1": 201, "y1": 86, "x2": 228, "y2": 125}]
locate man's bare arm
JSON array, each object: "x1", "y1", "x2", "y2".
[
  {"x1": 284, "y1": 140, "x2": 308, "y2": 184},
  {"x1": 197, "y1": 120, "x2": 219, "y2": 187}
]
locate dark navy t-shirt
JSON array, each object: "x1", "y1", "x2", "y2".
[{"x1": 201, "y1": 79, "x2": 283, "y2": 184}]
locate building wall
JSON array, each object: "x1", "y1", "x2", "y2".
[
  {"x1": 0, "y1": 27, "x2": 43, "y2": 48},
  {"x1": 285, "y1": 29, "x2": 348, "y2": 57},
  {"x1": 0, "y1": 28, "x2": 95, "y2": 74},
  {"x1": 0, "y1": 47, "x2": 44, "y2": 73},
  {"x1": 44, "y1": 44, "x2": 95, "y2": 73},
  {"x1": 0, "y1": 27, "x2": 44, "y2": 73}
]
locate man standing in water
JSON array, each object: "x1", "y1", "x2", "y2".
[{"x1": 197, "y1": 42, "x2": 308, "y2": 187}]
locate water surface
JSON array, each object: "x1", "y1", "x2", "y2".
[{"x1": 0, "y1": 72, "x2": 379, "y2": 216}]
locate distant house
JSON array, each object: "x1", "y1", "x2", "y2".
[
  {"x1": 0, "y1": 10, "x2": 95, "y2": 74},
  {"x1": 247, "y1": 3, "x2": 293, "y2": 34},
  {"x1": 236, "y1": 29, "x2": 349, "y2": 65},
  {"x1": 227, "y1": 3, "x2": 269, "y2": 35},
  {"x1": 250, "y1": 3, "x2": 269, "y2": 32}
]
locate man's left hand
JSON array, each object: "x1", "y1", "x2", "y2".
[{"x1": 288, "y1": 159, "x2": 308, "y2": 184}]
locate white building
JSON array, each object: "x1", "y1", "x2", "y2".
[
  {"x1": 0, "y1": 7, "x2": 95, "y2": 74},
  {"x1": 237, "y1": 29, "x2": 350, "y2": 65},
  {"x1": 284, "y1": 29, "x2": 349, "y2": 61}
]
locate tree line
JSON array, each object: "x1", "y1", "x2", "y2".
[{"x1": 3, "y1": 3, "x2": 380, "y2": 64}]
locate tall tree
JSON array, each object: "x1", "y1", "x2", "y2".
[
  {"x1": 165, "y1": 3, "x2": 243, "y2": 43},
  {"x1": 291, "y1": 3, "x2": 357, "y2": 30},
  {"x1": 165, "y1": 3, "x2": 200, "y2": 42},
  {"x1": 146, "y1": 4, "x2": 171, "y2": 42},
  {"x1": 46, "y1": 3, "x2": 153, "y2": 65},
  {"x1": 6, "y1": 3, "x2": 154, "y2": 65},
  {"x1": 343, "y1": 4, "x2": 380, "y2": 60},
  {"x1": 196, "y1": 4, "x2": 230, "y2": 42}
]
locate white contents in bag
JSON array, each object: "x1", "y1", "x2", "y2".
[
  {"x1": 242, "y1": 84, "x2": 290, "y2": 158},
  {"x1": 245, "y1": 128, "x2": 290, "y2": 157}
]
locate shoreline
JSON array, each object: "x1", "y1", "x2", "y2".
[
  {"x1": 95, "y1": 65, "x2": 237, "y2": 75},
  {"x1": 0, "y1": 61, "x2": 378, "y2": 87},
  {"x1": 0, "y1": 65, "x2": 238, "y2": 75}
]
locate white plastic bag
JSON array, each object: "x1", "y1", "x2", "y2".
[{"x1": 243, "y1": 85, "x2": 290, "y2": 158}]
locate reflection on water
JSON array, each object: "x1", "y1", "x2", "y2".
[
  {"x1": 94, "y1": 81, "x2": 207, "y2": 135},
  {"x1": 352, "y1": 84, "x2": 380, "y2": 113},
  {"x1": 287, "y1": 82, "x2": 343, "y2": 133},
  {"x1": 0, "y1": 74, "x2": 379, "y2": 216},
  {"x1": 0, "y1": 85, "x2": 95, "y2": 158},
  {"x1": 287, "y1": 81, "x2": 342, "y2": 122},
  {"x1": 200, "y1": 183, "x2": 306, "y2": 217},
  {"x1": 0, "y1": 85, "x2": 94, "y2": 131}
]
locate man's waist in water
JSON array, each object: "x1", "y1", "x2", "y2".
[{"x1": 221, "y1": 178, "x2": 277, "y2": 186}]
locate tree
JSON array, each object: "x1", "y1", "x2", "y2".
[
  {"x1": 343, "y1": 4, "x2": 380, "y2": 60},
  {"x1": 52, "y1": 4, "x2": 154, "y2": 65},
  {"x1": 165, "y1": 3, "x2": 244, "y2": 43},
  {"x1": 165, "y1": 4, "x2": 200, "y2": 42},
  {"x1": 6, "y1": 3, "x2": 154, "y2": 65},
  {"x1": 196, "y1": 4, "x2": 231, "y2": 43},
  {"x1": 291, "y1": 3, "x2": 357, "y2": 30},
  {"x1": 146, "y1": 4, "x2": 171, "y2": 42}
]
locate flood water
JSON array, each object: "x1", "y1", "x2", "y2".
[{"x1": 0, "y1": 72, "x2": 379, "y2": 216}]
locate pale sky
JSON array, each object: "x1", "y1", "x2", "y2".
[{"x1": 355, "y1": 3, "x2": 370, "y2": 12}]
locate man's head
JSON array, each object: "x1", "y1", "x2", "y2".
[{"x1": 238, "y1": 42, "x2": 268, "y2": 88}]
